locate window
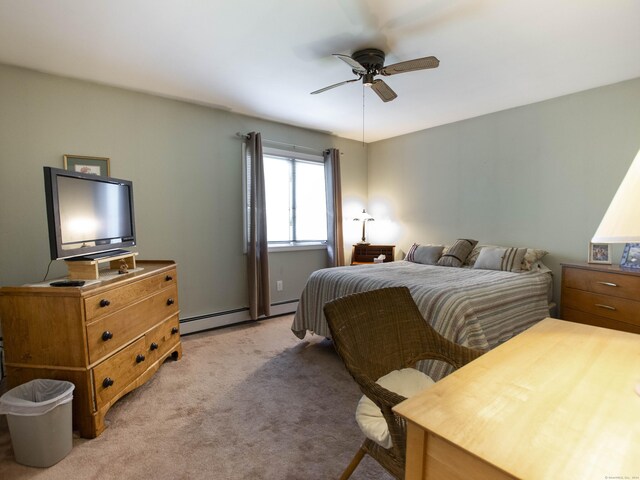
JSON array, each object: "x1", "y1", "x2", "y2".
[{"x1": 263, "y1": 148, "x2": 327, "y2": 246}]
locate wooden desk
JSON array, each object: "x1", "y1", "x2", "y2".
[{"x1": 394, "y1": 318, "x2": 640, "y2": 479}]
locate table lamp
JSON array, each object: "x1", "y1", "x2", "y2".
[
  {"x1": 592, "y1": 146, "x2": 640, "y2": 267},
  {"x1": 353, "y1": 209, "x2": 374, "y2": 245}
]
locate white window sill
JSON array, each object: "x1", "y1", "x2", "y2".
[{"x1": 268, "y1": 243, "x2": 327, "y2": 253}]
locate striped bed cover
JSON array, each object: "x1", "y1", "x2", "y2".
[{"x1": 291, "y1": 261, "x2": 552, "y2": 380}]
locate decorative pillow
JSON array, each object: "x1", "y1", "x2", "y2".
[
  {"x1": 522, "y1": 248, "x2": 549, "y2": 271},
  {"x1": 355, "y1": 368, "x2": 435, "y2": 449},
  {"x1": 437, "y1": 239, "x2": 478, "y2": 267},
  {"x1": 464, "y1": 245, "x2": 484, "y2": 266},
  {"x1": 466, "y1": 245, "x2": 549, "y2": 271},
  {"x1": 405, "y1": 243, "x2": 444, "y2": 265},
  {"x1": 473, "y1": 246, "x2": 527, "y2": 272}
]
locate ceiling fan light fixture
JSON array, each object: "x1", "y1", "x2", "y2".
[{"x1": 363, "y1": 73, "x2": 375, "y2": 86}]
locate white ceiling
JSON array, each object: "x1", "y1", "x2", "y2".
[{"x1": 0, "y1": 0, "x2": 639, "y2": 143}]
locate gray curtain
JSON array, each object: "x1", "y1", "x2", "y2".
[
  {"x1": 324, "y1": 148, "x2": 345, "y2": 267},
  {"x1": 245, "y1": 132, "x2": 271, "y2": 319}
]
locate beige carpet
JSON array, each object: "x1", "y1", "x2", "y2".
[{"x1": 0, "y1": 315, "x2": 393, "y2": 479}]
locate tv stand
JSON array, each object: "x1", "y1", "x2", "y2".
[
  {"x1": 66, "y1": 249, "x2": 133, "y2": 261},
  {"x1": 65, "y1": 251, "x2": 138, "y2": 280},
  {"x1": 0, "y1": 260, "x2": 181, "y2": 438}
]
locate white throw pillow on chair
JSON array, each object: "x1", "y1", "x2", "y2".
[{"x1": 354, "y1": 368, "x2": 435, "y2": 449}]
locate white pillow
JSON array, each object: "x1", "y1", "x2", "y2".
[
  {"x1": 355, "y1": 368, "x2": 435, "y2": 449},
  {"x1": 466, "y1": 245, "x2": 548, "y2": 272},
  {"x1": 473, "y1": 246, "x2": 527, "y2": 272},
  {"x1": 404, "y1": 243, "x2": 444, "y2": 265}
]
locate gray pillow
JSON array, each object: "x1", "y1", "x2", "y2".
[
  {"x1": 437, "y1": 239, "x2": 478, "y2": 267},
  {"x1": 404, "y1": 244, "x2": 444, "y2": 265},
  {"x1": 473, "y1": 246, "x2": 527, "y2": 272}
]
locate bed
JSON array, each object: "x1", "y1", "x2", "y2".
[{"x1": 291, "y1": 260, "x2": 553, "y2": 380}]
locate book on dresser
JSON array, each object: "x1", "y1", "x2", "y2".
[{"x1": 0, "y1": 260, "x2": 182, "y2": 438}]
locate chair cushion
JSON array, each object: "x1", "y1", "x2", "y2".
[{"x1": 355, "y1": 368, "x2": 435, "y2": 449}]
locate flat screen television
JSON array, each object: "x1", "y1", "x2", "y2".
[{"x1": 43, "y1": 166, "x2": 137, "y2": 260}]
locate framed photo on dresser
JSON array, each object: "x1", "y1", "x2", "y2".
[
  {"x1": 620, "y1": 243, "x2": 640, "y2": 269},
  {"x1": 588, "y1": 243, "x2": 611, "y2": 264}
]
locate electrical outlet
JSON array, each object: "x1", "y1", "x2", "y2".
[{"x1": 276, "y1": 280, "x2": 283, "y2": 291}]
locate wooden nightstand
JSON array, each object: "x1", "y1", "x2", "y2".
[
  {"x1": 350, "y1": 244, "x2": 395, "y2": 265},
  {"x1": 560, "y1": 262, "x2": 640, "y2": 334}
]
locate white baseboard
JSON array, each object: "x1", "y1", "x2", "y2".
[{"x1": 179, "y1": 301, "x2": 298, "y2": 335}]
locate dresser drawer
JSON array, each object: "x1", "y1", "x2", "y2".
[
  {"x1": 562, "y1": 288, "x2": 640, "y2": 327},
  {"x1": 93, "y1": 336, "x2": 148, "y2": 407},
  {"x1": 84, "y1": 268, "x2": 177, "y2": 321},
  {"x1": 86, "y1": 285, "x2": 179, "y2": 364},
  {"x1": 145, "y1": 315, "x2": 180, "y2": 364},
  {"x1": 563, "y1": 267, "x2": 640, "y2": 301}
]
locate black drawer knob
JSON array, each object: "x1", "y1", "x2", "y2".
[
  {"x1": 150, "y1": 342, "x2": 159, "y2": 351},
  {"x1": 171, "y1": 327, "x2": 179, "y2": 335},
  {"x1": 101, "y1": 331, "x2": 113, "y2": 341},
  {"x1": 167, "y1": 298, "x2": 175, "y2": 306},
  {"x1": 165, "y1": 275, "x2": 173, "y2": 281},
  {"x1": 136, "y1": 354, "x2": 146, "y2": 363},
  {"x1": 102, "y1": 377, "x2": 114, "y2": 388},
  {"x1": 99, "y1": 299, "x2": 111, "y2": 308}
]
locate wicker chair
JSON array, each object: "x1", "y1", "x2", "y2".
[{"x1": 323, "y1": 286, "x2": 483, "y2": 480}]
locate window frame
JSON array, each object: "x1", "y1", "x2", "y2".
[
  {"x1": 264, "y1": 147, "x2": 327, "y2": 249},
  {"x1": 243, "y1": 146, "x2": 328, "y2": 253}
]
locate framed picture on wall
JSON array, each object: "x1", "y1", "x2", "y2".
[
  {"x1": 63, "y1": 155, "x2": 110, "y2": 176},
  {"x1": 588, "y1": 242, "x2": 611, "y2": 264},
  {"x1": 620, "y1": 243, "x2": 640, "y2": 269}
]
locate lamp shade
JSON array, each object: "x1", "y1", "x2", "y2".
[
  {"x1": 592, "y1": 147, "x2": 640, "y2": 243},
  {"x1": 353, "y1": 209, "x2": 374, "y2": 222}
]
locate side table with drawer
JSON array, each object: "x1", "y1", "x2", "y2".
[
  {"x1": 560, "y1": 262, "x2": 640, "y2": 334},
  {"x1": 351, "y1": 244, "x2": 395, "y2": 265},
  {"x1": 0, "y1": 260, "x2": 182, "y2": 438}
]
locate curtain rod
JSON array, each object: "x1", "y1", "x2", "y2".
[{"x1": 235, "y1": 132, "x2": 341, "y2": 155}]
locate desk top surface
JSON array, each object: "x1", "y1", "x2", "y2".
[{"x1": 394, "y1": 318, "x2": 640, "y2": 479}]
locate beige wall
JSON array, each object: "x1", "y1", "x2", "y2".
[
  {"x1": 366, "y1": 77, "x2": 640, "y2": 304},
  {"x1": 2, "y1": 61, "x2": 638, "y2": 330},
  {"x1": 0, "y1": 64, "x2": 368, "y2": 327}
]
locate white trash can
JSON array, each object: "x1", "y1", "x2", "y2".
[{"x1": 0, "y1": 379, "x2": 75, "y2": 467}]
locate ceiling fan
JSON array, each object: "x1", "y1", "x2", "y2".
[{"x1": 311, "y1": 48, "x2": 439, "y2": 102}]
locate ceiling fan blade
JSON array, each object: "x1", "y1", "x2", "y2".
[
  {"x1": 381, "y1": 56, "x2": 439, "y2": 76},
  {"x1": 370, "y1": 79, "x2": 397, "y2": 102},
  {"x1": 333, "y1": 53, "x2": 367, "y2": 74},
  {"x1": 310, "y1": 77, "x2": 360, "y2": 95}
]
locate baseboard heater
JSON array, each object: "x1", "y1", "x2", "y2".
[{"x1": 179, "y1": 300, "x2": 298, "y2": 335}]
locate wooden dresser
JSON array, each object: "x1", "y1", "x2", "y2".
[
  {"x1": 561, "y1": 262, "x2": 640, "y2": 334},
  {"x1": 0, "y1": 260, "x2": 182, "y2": 438},
  {"x1": 350, "y1": 244, "x2": 395, "y2": 265}
]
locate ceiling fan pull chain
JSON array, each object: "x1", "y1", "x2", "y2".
[{"x1": 362, "y1": 84, "x2": 365, "y2": 147}]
